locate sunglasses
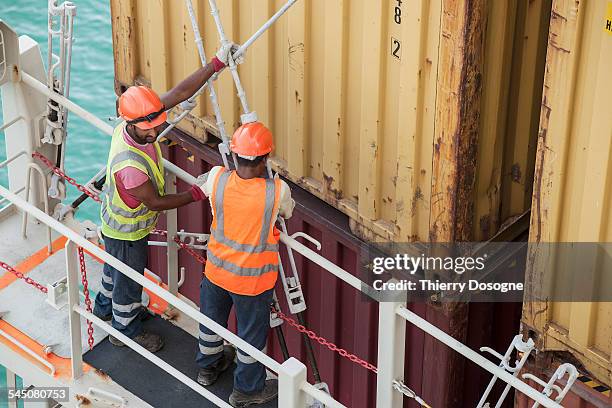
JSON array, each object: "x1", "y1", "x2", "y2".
[{"x1": 126, "y1": 107, "x2": 166, "y2": 126}]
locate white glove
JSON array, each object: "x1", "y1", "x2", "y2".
[
  {"x1": 214, "y1": 42, "x2": 245, "y2": 66},
  {"x1": 195, "y1": 172, "x2": 210, "y2": 187}
]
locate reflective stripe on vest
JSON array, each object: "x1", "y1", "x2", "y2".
[
  {"x1": 100, "y1": 124, "x2": 165, "y2": 241},
  {"x1": 205, "y1": 169, "x2": 280, "y2": 295},
  {"x1": 211, "y1": 171, "x2": 279, "y2": 253}
]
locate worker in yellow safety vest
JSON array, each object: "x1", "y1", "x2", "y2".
[
  {"x1": 93, "y1": 42, "x2": 243, "y2": 353},
  {"x1": 194, "y1": 122, "x2": 295, "y2": 407}
]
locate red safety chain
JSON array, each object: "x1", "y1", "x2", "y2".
[
  {"x1": 174, "y1": 238, "x2": 207, "y2": 264},
  {"x1": 151, "y1": 229, "x2": 207, "y2": 265},
  {"x1": 0, "y1": 261, "x2": 48, "y2": 293},
  {"x1": 78, "y1": 247, "x2": 95, "y2": 350},
  {"x1": 32, "y1": 152, "x2": 101, "y2": 203},
  {"x1": 272, "y1": 307, "x2": 378, "y2": 374}
]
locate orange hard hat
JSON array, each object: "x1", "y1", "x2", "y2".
[
  {"x1": 230, "y1": 122, "x2": 274, "y2": 157},
  {"x1": 118, "y1": 86, "x2": 167, "y2": 130}
]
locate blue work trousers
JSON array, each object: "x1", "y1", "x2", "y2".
[
  {"x1": 93, "y1": 234, "x2": 148, "y2": 338},
  {"x1": 196, "y1": 274, "x2": 273, "y2": 394}
]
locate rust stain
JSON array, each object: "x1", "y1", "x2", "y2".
[
  {"x1": 411, "y1": 186, "x2": 424, "y2": 217},
  {"x1": 550, "y1": 9, "x2": 568, "y2": 22},
  {"x1": 533, "y1": 106, "x2": 551, "y2": 244},
  {"x1": 75, "y1": 395, "x2": 91, "y2": 405},
  {"x1": 94, "y1": 368, "x2": 110, "y2": 381}
]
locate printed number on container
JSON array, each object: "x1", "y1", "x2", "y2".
[
  {"x1": 391, "y1": 37, "x2": 401, "y2": 60},
  {"x1": 394, "y1": 0, "x2": 402, "y2": 24}
]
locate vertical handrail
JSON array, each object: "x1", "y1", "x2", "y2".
[
  {"x1": 278, "y1": 358, "x2": 307, "y2": 407},
  {"x1": 376, "y1": 290, "x2": 407, "y2": 408},
  {"x1": 5, "y1": 367, "x2": 18, "y2": 408},
  {"x1": 22, "y1": 163, "x2": 53, "y2": 253},
  {"x1": 165, "y1": 172, "x2": 179, "y2": 294},
  {"x1": 65, "y1": 239, "x2": 84, "y2": 379}
]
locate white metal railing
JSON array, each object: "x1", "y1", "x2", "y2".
[
  {"x1": 0, "y1": 28, "x2": 6, "y2": 84},
  {"x1": 0, "y1": 184, "x2": 344, "y2": 407}
]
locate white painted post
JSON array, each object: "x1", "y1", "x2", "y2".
[
  {"x1": 376, "y1": 290, "x2": 407, "y2": 408},
  {"x1": 6, "y1": 367, "x2": 18, "y2": 408},
  {"x1": 64, "y1": 239, "x2": 83, "y2": 379},
  {"x1": 278, "y1": 357, "x2": 307, "y2": 407},
  {"x1": 165, "y1": 172, "x2": 179, "y2": 294}
]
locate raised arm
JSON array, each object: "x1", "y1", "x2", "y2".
[
  {"x1": 160, "y1": 64, "x2": 216, "y2": 111},
  {"x1": 160, "y1": 43, "x2": 242, "y2": 110}
]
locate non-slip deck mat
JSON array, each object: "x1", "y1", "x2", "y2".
[{"x1": 83, "y1": 316, "x2": 277, "y2": 408}]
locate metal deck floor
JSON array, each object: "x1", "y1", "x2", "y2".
[
  {"x1": 83, "y1": 316, "x2": 278, "y2": 408},
  {"x1": 0, "y1": 210, "x2": 108, "y2": 356}
]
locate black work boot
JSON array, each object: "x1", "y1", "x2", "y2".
[
  {"x1": 109, "y1": 330, "x2": 164, "y2": 353},
  {"x1": 229, "y1": 379, "x2": 278, "y2": 407},
  {"x1": 197, "y1": 345, "x2": 236, "y2": 386}
]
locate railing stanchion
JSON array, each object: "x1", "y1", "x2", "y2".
[
  {"x1": 165, "y1": 172, "x2": 179, "y2": 294},
  {"x1": 278, "y1": 357, "x2": 307, "y2": 407},
  {"x1": 65, "y1": 239, "x2": 83, "y2": 379},
  {"x1": 376, "y1": 286, "x2": 406, "y2": 408}
]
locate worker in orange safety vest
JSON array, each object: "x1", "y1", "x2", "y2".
[{"x1": 193, "y1": 122, "x2": 294, "y2": 407}]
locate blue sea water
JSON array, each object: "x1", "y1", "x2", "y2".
[
  {"x1": 0, "y1": 3, "x2": 112, "y2": 401},
  {"x1": 0, "y1": 0, "x2": 115, "y2": 222}
]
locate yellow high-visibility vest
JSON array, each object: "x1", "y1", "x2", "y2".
[{"x1": 100, "y1": 123, "x2": 165, "y2": 241}]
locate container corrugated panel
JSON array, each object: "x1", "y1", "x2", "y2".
[
  {"x1": 147, "y1": 131, "x2": 524, "y2": 407},
  {"x1": 110, "y1": 0, "x2": 550, "y2": 243},
  {"x1": 522, "y1": 0, "x2": 612, "y2": 388}
]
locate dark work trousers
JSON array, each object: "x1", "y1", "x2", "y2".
[
  {"x1": 196, "y1": 273, "x2": 273, "y2": 394},
  {"x1": 93, "y1": 234, "x2": 148, "y2": 338}
]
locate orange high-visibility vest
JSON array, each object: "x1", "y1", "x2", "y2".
[{"x1": 205, "y1": 168, "x2": 281, "y2": 296}]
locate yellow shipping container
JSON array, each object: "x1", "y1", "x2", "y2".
[
  {"x1": 523, "y1": 0, "x2": 612, "y2": 387},
  {"x1": 110, "y1": 0, "x2": 550, "y2": 243}
]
